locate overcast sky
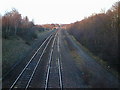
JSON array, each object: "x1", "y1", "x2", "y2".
[{"x1": 0, "y1": 0, "x2": 118, "y2": 24}]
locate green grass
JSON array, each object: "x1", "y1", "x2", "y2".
[
  {"x1": 0, "y1": 38, "x2": 2, "y2": 83},
  {"x1": 37, "y1": 30, "x2": 49, "y2": 37},
  {"x1": 3, "y1": 36, "x2": 30, "y2": 74},
  {"x1": 2, "y1": 30, "x2": 53, "y2": 76}
]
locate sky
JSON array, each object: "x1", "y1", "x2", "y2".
[{"x1": 0, "y1": 0, "x2": 118, "y2": 24}]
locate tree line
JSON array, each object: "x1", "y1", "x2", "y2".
[
  {"x1": 2, "y1": 9, "x2": 60, "y2": 41},
  {"x1": 66, "y1": 1, "x2": 119, "y2": 71},
  {"x1": 2, "y1": 8, "x2": 36, "y2": 40}
]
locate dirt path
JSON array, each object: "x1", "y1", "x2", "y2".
[
  {"x1": 62, "y1": 29, "x2": 119, "y2": 88},
  {"x1": 58, "y1": 29, "x2": 88, "y2": 88}
]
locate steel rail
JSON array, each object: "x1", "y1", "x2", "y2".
[
  {"x1": 45, "y1": 33, "x2": 58, "y2": 90},
  {"x1": 9, "y1": 32, "x2": 54, "y2": 89},
  {"x1": 57, "y1": 35, "x2": 63, "y2": 89},
  {"x1": 25, "y1": 35, "x2": 53, "y2": 89}
]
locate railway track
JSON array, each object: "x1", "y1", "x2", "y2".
[
  {"x1": 6, "y1": 28, "x2": 119, "y2": 89},
  {"x1": 45, "y1": 32, "x2": 63, "y2": 89},
  {"x1": 9, "y1": 30, "x2": 63, "y2": 89},
  {"x1": 9, "y1": 32, "x2": 55, "y2": 89}
]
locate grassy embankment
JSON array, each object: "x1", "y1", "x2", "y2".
[
  {"x1": 2, "y1": 30, "x2": 51, "y2": 76},
  {"x1": 65, "y1": 32, "x2": 120, "y2": 81},
  {"x1": 63, "y1": 32, "x2": 119, "y2": 87},
  {"x1": 68, "y1": 33, "x2": 119, "y2": 81}
]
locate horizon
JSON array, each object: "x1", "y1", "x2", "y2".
[{"x1": 0, "y1": 0, "x2": 118, "y2": 24}]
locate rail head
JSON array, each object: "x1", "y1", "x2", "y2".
[
  {"x1": 45, "y1": 32, "x2": 61, "y2": 89},
  {"x1": 25, "y1": 35, "x2": 53, "y2": 89},
  {"x1": 9, "y1": 32, "x2": 54, "y2": 89}
]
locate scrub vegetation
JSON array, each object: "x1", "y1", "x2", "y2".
[{"x1": 66, "y1": 2, "x2": 119, "y2": 73}]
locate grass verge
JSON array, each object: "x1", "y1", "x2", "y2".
[
  {"x1": 3, "y1": 36, "x2": 30, "y2": 75},
  {"x1": 69, "y1": 34, "x2": 120, "y2": 80},
  {"x1": 2, "y1": 30, "x2": 52, "y2": 76}
]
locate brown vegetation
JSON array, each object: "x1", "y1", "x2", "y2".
[
  {"x1": 66, "y1": 2, "x2": 119, "y2": 72},
  {"x1": 2, "y1": 8, "x2": 35, "y2": 40},
  {"x1": 2, "y1": 8, "x2": 60, "y2": 42}
]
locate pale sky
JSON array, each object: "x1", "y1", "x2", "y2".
[{"x1": 0, "y1": 0, "x2": 118, "y2": 24}]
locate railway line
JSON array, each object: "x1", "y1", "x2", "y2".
[
  {"x1": 9, "y1": 30, "x2": 63, "y2": 89},
  {"x1": 3, "y1": 29, "x2": 119, "y2": 89},
  {"x1": 9, "y1": 32, "x2": 53, "y2": 89},
  {"x1": 45, "y1": 31, "x2": 63, "y2": 89}
]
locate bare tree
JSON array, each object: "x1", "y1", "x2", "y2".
[{"x1": 11, "y1": 8, "x2": 21, "y2": 35}]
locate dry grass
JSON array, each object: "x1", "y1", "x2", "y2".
[
  {"x1": 70, "y1": 34, "x2": 120, "y2": 79},
  {"x1": 70, "y1": 50, "x2": 92, "y2": 86}
]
